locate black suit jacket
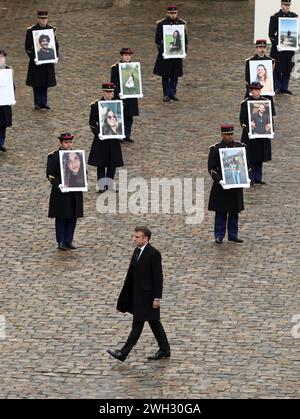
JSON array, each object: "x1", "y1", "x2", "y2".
[{"x1": 117, "y1": 243, "x2": 163, "y2": 321}]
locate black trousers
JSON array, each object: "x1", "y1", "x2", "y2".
[{"x1": 121, "y1": 320, "x2": 170, "y2": 356}]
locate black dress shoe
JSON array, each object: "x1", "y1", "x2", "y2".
[
  {"x1": 125, "y1": 138, "x2": 134, "y2": 143},
  {"x1": 170, "y1": 95, "x2": 179, "y2": 101},
  {"x1": 119, "y1": 139, "x2": 125, "y2": 143},
  {"x1": 215, "y1": 238, "x2": 223, "y2": 244},
  {"x1": 98, "y1": 185, "x2": 108, "y2": 193},
  {"x1": 58, "y1": 242, "x2": 68, "y2": 250},
  {"x1": 107, "y1": 349, "x2": 126, "y2": 362},
  {"x1": 163, "y1": 96, "x2": 171, "y2": 102},
  {"x1": 41, "y1": 104, "x2": 51, "y2": 110},
  {"x1": 148, "y1": 349, "x2": 170, "y2": 361},
  {"x1": 281, "y1": 89, "x2": 293, "y2": 95},
  {"x1": 0, "y1": 145, "x2": 7, "y2": 152},
  {"x1": 253, "y1": 180, "x2": 266, "y2": 185},
  {"x1": 66, "y1": 243, "x2": 77, "y2": 249},
  {"x1": 34, "y1": 105, "x2": 41, "y2": 110},
  {"x1": 228, "y1": 238, "x2": 244, "y2": 243}
]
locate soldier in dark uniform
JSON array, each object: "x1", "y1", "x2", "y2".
[
  {"x1": 37, "y1": 34, "x2": 55, "y2": 61},
  {"x1": 244, "y1": 39, "x2": 276, "y2": 97},
  {"x1": 25, "y1": 10, "x2": 59, "y2": 110},
  {"x1": 88, "y1": 83, "x2": 124, "y2": 193},
  {"x1": 269, "y1": 0, "x2": 298, "y2": 94},
  {"x1": 111, "y1": 47, "x2": 139, "y2": 143},
  {"x1": 240, "y1": 82, "x2": 275, "y2": 185},
  {"x1": 153, "y1": 4, "x2": 188, "y2": 102},
  {"x1": 46, "y1": 133, "x2": 84, "y2": 250},
  {"x1": 0, "y1": 49, "x2": 14, "y2": 152},
  {"x1": 208, "y1": 125, "x2": 248, "y2": 244}
]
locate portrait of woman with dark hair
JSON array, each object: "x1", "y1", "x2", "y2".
[
  {"x1": 37, "y1": 33, "x2": 55, "y2": 60},
  {"x1": 63, "y1": 151, "x2": 86, "y2": 188},
  {"x1": 255, "y1": 64, "x2": 272, "y2": 95},
  {"x1": 169, "y1": 30, "x2": 182, "y2": 51},
  {"x1": 125, "y1": 72, "x2": 135, "y2": 89},
  {"x1": 102, "y1": 108, "x2": 122, "y2": 136}
]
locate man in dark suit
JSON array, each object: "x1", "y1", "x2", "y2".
[{"x1": 107, "y1": 227, "x2": 170, "y2": 362}]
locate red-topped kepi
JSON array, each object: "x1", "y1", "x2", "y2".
[
  {"x1": 0, "y1": 49, "x2": 7, "y2": 56},
  {"x1": 167, "y1": 4, "x2": 177, "y2": 12},
  {"x1": 120, "y1": 48, "x2": 133, "y2": 55},
  {"x1": 249, "y1": 81, "x2": 263, "y2": 90},
  {"x1": 220, "y1": 124, "x2": 234, "y2": 134},
  {"x1": 58, "y1": 133, "x2": 74, "y2": 141},
  {"x1": 102, "y1": 83, "x2": 115, "y2": 91},
  {"x1": 37, "y1": 10, "x2": 48, "y2": 18},
  {"x1": 256, "y1": 39, "x2": 267, "y2": 47}
]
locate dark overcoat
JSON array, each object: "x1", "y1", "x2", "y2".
[
  {"x1": 153, "y1": 16, "x2": 187, "y2": 77},
  {"x1": 208, "y1": 140, "x2": 246, "y2": 213},
  {"x1": 47, "y1": 149, "x2": 83, "y2": 219},
  {"x1": 111, "y1": 62, "x2": 139, "y2": 117},
  {"x1": 117, "y1": 244, "x2": 163, "y2": 322},
  {"x1": 269, "y1": 9, "x2": 298, "y2": 74},
  {"x1": 87, "y1": 98, "x2": 124, "y2": 168},
  {"x1": 0, "y1": 66, "x2": 13, "y2": 129},
  {"x1": 239, "y1": 96, "x2": 275, "y2": 162},
  {"x1": 25, "y1": 23, "x2": 59, "y2": 88}
]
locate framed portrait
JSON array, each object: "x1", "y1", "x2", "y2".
[
  {"x1": 119, "y1": 62, "x2": 143, "y2": 99},
  {"x1": 278, "y1": 18, "x2": 299, "y2": 52},
  {"x1": 98, "y1": 100, "x2": 125, "y2": 140},
  {"x1": 163, "y1": 24, "x2": 186, "y2": 59},
  {"x1": 247, "y1": 100, "x2": 274, "y2": 139},
  {"x1": 59, "y1": 150, "x2": 88, "y2": 192},
  {"x1": 219, "y1": 147, "x2": 250, "y2": 189},
  {"x1": 32, "y1": 28, "x2": 58, "y2": 65},
  {"x1": 249, "y1": 60, "x2": 275, "y2": 96},
  {"x1": 0, "y1": 68, "x2": 16, "y2": 106}
]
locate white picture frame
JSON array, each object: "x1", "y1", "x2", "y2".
[
  {"x1": 59, "y1": 150, "x2": 88, "y2": 192},
  {"x1": 163, "y1": 24, "x2": 186, "y2": 59},
  {"x1": 98, "y1": 100, "x2": 125, "y2": 140},
  {"x1": 0, "y1": 68, "x2": 15, "y2": 106},
  {"x1": 278, "y1": 17, "x2": 299, "y2": 51},
  {"x1": 219, "y1": 147, "x2": 250, "y2": 189},
  {"x1": 119, "y1": 62, "x2": 143, "y2": 99},
  {"x1": 32, "y1": 28, "x2": 58, "y2": 65},
  {"x1": 247, "y1": 100, "x2": 274, "y2": 139},
  {"x1": 249, "y1": 60, "x2": 275, "y2": 96}
]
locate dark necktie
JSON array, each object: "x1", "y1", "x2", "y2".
[{"x1": 135, "y1": 248, "x2": 141, "y2": 261}]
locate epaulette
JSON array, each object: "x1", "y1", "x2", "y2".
[
  {"x1": 156, "y1": 18, "x2": 164, "y2": 24},
  {"x1": 180, "y1": 19, "x2": 187, "y2": 25},
  {"x1": 27, "y1": 25, "x2": 35, "y2": 30},
  {"x1": 111, "y1": 62, "x2": 119, "y2": 68},
  {"x1": 48, "y1": 150, "x2": 56, "y2": 156},
  {"x1": 240, "y1": 98, "x2": 248, "y2": 105},
  {"x1": 244, "y1": 56, "x2": 253, "y2": 62},
  {"x1": 209, "y1": 143, "x2": 219, "y2": 149},
  {"x1": 90, "y1": 99, "x2": 98, "y2": 106}
]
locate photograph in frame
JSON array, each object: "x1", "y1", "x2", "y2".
[
  {"x1": 247, "y1": 100, "x2": 274, "y2": 139},
  {"x1": 0, "y1": 68, "x2": 16, "y2": 106},
  {"x1": 59, "y1": 150, "x2": 88, "y2": 192},
  {"x1": 32, "y1": 28, "x2": 58, "y2": 65},
  {"x1": 163, "y1": 24, "x2": 186, "y2": 59},
  {"x1": 119, "y1": 62, "x2": 143, "y2": 99},
  {"x1": 249, "y1": 60, "x2": 275, "y2": 96},
  {"x1": 98, "y1": 100, "x2": 125, "y2": 140},
  {"x1": 219, "y1": 147, "x2": 250, "y2": 189},
  {"x1": 278, "y1": 17, "x2": 299, "y2": 51}
]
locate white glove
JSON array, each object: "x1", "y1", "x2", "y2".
[
  {"x1": 34, "y1": 58, "x2": 38, "y2": 64},
  {"x1": 219, "y1": 180, "x2": 226, "y2": 189},
  {"x1": 58, "y1": 184, "x2": 68, "y2": 193}
]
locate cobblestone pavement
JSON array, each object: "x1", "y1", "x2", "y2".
[{"x1": 0, "y1": 0, "x2": 299, "y2": 399}]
